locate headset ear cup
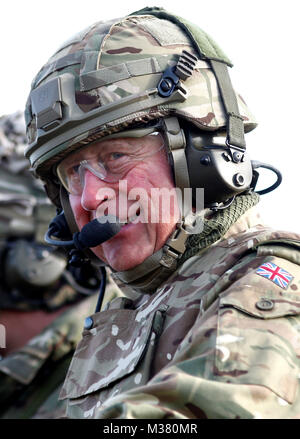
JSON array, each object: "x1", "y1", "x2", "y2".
[{"x1": 183, "y1": 123, "x2": 253, "y2": 207}]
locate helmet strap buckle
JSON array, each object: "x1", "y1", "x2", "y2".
[{"x1": 159, "y1": 222, "x2": 191, "y2": 269}]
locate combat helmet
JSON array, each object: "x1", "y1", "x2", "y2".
[
  {"x1": 24, "y1": 7, "x2": 280, "y2": 295},
  {"x1": 0, "y1": 113, "x2": 101, "y2": 310},
  {"x1": 24, "y1": 7, "x2": 259, "y2": 206}
]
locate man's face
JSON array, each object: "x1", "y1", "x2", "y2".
[{"x1": 68, "y1": 134, "x2": 180, "y2": 271}]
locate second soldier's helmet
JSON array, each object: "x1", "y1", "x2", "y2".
[
  {"x1": 0, "y1": 112, "x2": 101, "y2": 310},
  {"x1": 24, "y1": 7, "x2": 257, "y2": 211}
]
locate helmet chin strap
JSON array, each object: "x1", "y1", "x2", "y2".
[
  {"x1": 112, "y1": 224, "x2": 192, "y2": 294},
  {"x1": 59, "y1": 117, "x2": 197, "y2": 294},
  {"x1": 113, "y1": 117, "x2": 198, "y2": 293},
  {"x1": 60, "y1": 182, "x2": 193, "y2": 294},
  {"x1": 58, "y1": 172, "x2": 260, "y2": 297},
  {"x1": 113, "y1": 190, "x2": 261, "y2": 294}
]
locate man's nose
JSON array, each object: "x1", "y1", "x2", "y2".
[{"x1": 80, "y1": 169, "x2": 113, "y2": 211}]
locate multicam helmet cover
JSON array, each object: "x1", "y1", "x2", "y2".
[{"x1": 24, "y1": 6, "x2": 256, "y2": 206}]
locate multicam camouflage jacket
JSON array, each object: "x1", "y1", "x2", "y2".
[
  {"x1": 0, "y1": 294, "x2": 98, "y2": 419},
  {"x1": 0, "y1": 272, "x2": 122, "y2": 419},
  {"x1": 59, "y1": 211, "x2": 300, "y2": 419},
  {"x1": 0, "y1": 112, "x2": 125, "y2": 418}
]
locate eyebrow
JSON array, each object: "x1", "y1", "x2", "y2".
[{"x1": 61, "y1": 136, "x2": 158, "y2": 169}]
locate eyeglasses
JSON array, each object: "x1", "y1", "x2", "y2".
[{"x1": 56, "y1": 132, "x2": 164, "y2": 195}]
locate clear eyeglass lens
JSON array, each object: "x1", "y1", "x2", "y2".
[{"x1": 57, "y1": 132, "x2": 163, "y2": 195}]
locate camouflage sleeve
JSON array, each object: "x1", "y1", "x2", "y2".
[{"x1": 92, "y1": 252, "x2": 300, "y2": 419}]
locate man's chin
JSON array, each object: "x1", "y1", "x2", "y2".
[
  {"x1": 91, "y1": 236, "x2": 154, "y2": 271},
  {"x1": 88, "y1": 218, "x2": 177, "y2": 271},
  {"x1": 92, "y1": 249, "x2": 151, "y2": 272}
]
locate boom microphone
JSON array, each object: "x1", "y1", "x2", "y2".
[
  {"x1": 45, "y1": 213, "x2": 123, "y2": 249},
  {"x1": 44, "y1": 212, "x2": 122, "y2": 313},
  {"x1": 73, "y1": 216, "x2": 123, "y2": 250}
]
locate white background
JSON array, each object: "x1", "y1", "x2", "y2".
[{"x1": 1, "y1": 0, "x2": 299, "y2": 232}]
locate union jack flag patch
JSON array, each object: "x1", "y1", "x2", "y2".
[{"x1": 256, "y1": 262, "x2": 293, "y2": 289}]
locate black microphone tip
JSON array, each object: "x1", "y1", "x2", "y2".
[{"x1": 75, "y1": 215, "x2": 123, "y2": 249}]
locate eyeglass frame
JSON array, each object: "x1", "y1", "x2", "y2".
[{"x1": 56, "y1": 126, "x2": 166, "y2": 195}]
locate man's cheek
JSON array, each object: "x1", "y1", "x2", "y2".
[
  {"x1": 128, "y1": 201, "x2": 144, "y2": 223},
  {"x1": 128, "y1": 187, "x2": 149, "y2": 223},
  {"x1": 69, "y1": 195, "x2": 90, "y2": 229},
  {"x1": 91, "y1": 245, "x2": 107, "y2": 264},
  {"x1": 96, "y1": 198, "x2": 117, "y2": 219}
]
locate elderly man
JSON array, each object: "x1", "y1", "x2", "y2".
[{"x1": 24, "y1": 7, "x2": 300, "y2": 419}]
